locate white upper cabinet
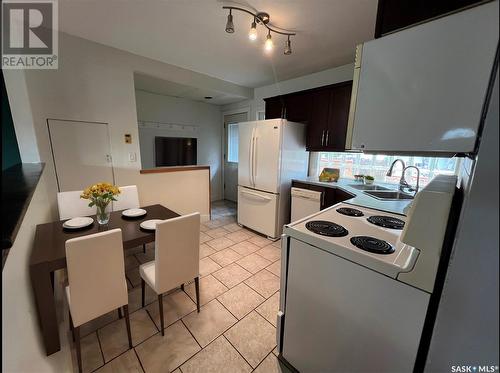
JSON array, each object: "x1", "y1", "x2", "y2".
[{"x1": 347, "y1": 1, "x2": 499, "y2": 154}]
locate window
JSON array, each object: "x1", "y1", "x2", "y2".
[
  {"x1": 227, "y1": 123, "x2": 239, "y2": 163},
  {"x1": 314, "y1": 152, "x2": 460, "y2": 187}
]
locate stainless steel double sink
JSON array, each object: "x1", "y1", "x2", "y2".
[{"x1": 349, "y1": 184, "x2": 414, "y2": 201}]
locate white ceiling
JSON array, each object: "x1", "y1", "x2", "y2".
[
  {"x1": 59, "y1": 0, "x2": 378, "y2": 88},
  {"x1": 134, "y1": 72, "x2": 247, "y2": 105}
]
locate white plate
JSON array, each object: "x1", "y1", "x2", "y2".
[
  {"x1": 140, "y1": 219, "x2": 164, "y2": 231},
  {"x1": 122, "y1": 208, "x2": 147, "y2": 218},
  {"x1": 63, "y1": 217, "x2": 94, "y2": 229}
]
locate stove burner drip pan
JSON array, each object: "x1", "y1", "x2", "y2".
[
  {"x1": 350, "y1": 236, "x2": 395, "y2": 254},
  {"x1": 305, "y1": 221, "x2": 349, "y2": 237},
  {"x1": 367, "y1": 215, "x2": 405, "y2": 230}
]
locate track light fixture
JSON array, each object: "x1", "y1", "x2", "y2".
[{"x1": 223, "y1": 6, "x2": 295, "y2": 55}]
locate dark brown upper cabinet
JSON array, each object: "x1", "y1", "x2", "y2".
[
  {"x1": 264, "y1": 96, "x2": 284, "y2": 119},
  {"x1": 326, "y1": 83, "x2": 352, "y2": 151},
  {"x1": 307, "y1": 89, "x2": 331, "y2": 150},
  {"x1": 307, "y1": 82, "x2": 353, "y2": 151},
  {"x1": 283, "y1": 92, "x2": 312, "y2": 123},
  {"x1": 374, "y1": 0, "x2": 484, "y2": 38},
  {"x1": 264, "y1": 81, "x2": 353, "y2": 152}
]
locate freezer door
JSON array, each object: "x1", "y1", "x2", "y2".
[
  {"x1": 237, "y1": 186, "x2": 279, "y2": 238},
  {"x1": 237, "y1": 122, "x2": 256, "y2": 188},
  {"x1": 253, "y1": 121, "x2": 282, "y2": 193}
]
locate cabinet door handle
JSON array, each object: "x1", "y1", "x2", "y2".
[
  {"x1": 325, "y1": 130, "x2": 329, "y2": 146},
  {"x1": 321, "y1": 130, "x2": 325, "y2": 146}
]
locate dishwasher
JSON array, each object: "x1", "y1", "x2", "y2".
[{"x1": 290, "y1": 187, "x2": 322, "y2": 223}]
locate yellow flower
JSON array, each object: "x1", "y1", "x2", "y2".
[{"x1": 80, "y1": 182, "x2": 120, "y2": 199}]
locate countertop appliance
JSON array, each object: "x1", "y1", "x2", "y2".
[
  {"x1": 237, "y1": 118, "x2": 308, "y2": 239},
  {"x1": 277, "y1": 175, "x2": 458, "y2": 372},
  {"x1": 290, "y1": 187, "x2": 322, "y2": 222},
  {"x1": 346, "y1": 1, "x2": 499, "y2": 154}
]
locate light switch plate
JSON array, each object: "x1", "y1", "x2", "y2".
[{"x1": 128, "y1": 152, "x2": 136, "y2": 162}]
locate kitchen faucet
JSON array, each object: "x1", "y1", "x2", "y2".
[
  {"x1": 400, "y1": 166, "x2": 420, "y2": 194},
  {"x1": 386, "y1": 159, "x2": 406, "y2": 178},
  {"x1": 386, "y1": 159, "x2": 420, "y2": 194}
]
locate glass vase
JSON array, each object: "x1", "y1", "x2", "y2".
[{"x1": 96, "y1": 204, "x2": 110, "y2": 225}]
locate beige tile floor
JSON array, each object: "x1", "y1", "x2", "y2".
[{"x1": 68, "y1": 200, "x2": 291, "y2": 373}]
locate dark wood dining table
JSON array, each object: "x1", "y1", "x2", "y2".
[{"x1": 29, "y1": 204, "x2": 179, "y2": 356}]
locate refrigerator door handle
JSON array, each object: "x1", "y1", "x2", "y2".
[
  {"x1": 251, "y1": 127, "x2": 257, "y2": 187},
  {"x1": 249, "y1": 128, "x2": 255, "y2": 187},
  {"x1": 253, "y1": 135, "x2": 258, "y2": 184},
  {"x1": 241, "y1": 189, "x2": 272, "y2": 201}
]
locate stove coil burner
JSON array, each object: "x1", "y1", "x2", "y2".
[
  {"x1": 336, "y1": 207, "x2": 364, "y2": 217},
  {"x1": 367, "y1": 215, "x2": 405, "y2": 230},
  {"x1": 305, "y1": 221, "x2": 349, "y2": 237},
  {"x1": 350, "y1": 236, "x2": 395, "y2": 254}
]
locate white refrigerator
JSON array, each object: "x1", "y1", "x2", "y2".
[{"x1": 237, "y1": 118, "x2": 308, "y2": 239}]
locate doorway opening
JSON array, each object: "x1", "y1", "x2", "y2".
[{"x1": 222, "y1": 111, "x2": 248, "y2": 204}]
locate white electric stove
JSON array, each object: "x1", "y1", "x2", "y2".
[
  {"x1": 277, "y1": 175, "x2": 458, "y2": 373},
  {"x1": 286, "y1": 203, "x2": 419, "y2": 279}
]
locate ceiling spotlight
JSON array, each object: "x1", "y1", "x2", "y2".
[
  {"x1": 265, "y1": 31, "x2": 273, "y2": 52},
  {"x1": 248, "y1": 19, "x2": 258, "y2": 41},
  {"x1": 222, "y1": 6, "x2": 295, "y2": 55},
  {"x1": 284, "y1": 36, "x2": 292, "y2": 55},
  {"x1": 225, "y1": 10, "x2": 234, "y2": 33}
]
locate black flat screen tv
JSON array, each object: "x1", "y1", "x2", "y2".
[{"x1": 154, "y1": 137, "x2": 197, "y2": 167}]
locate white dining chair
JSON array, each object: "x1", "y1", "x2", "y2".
[
  {"x1": 139, "y1": 212, "x2": 201, "y2": 335},
  {"x1": 57, "y1": 190, "x2": 96, "y2": 220},
  {"x1": 113, "y1": 185, "x2": 146, "y2": 253},
  {"x1": 65, "y1": 229, "x2": 131, "y2": 373},
  {"x1": 113, "y1": 185, "x2": 140, "y2": 211}
]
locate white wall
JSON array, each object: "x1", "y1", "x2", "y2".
[
  {"x1": 2, "y1": 167, "x2": 72, "y2": 373},
  {"x1": 135, "y1": 90, "x2": 222, "y2": 201},
  {"x1": 222, "y1": 63, "x2": 355, "y2": 119}
]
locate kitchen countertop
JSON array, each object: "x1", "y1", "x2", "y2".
[{"x1": 292, "y1": 177, "x2": 413, "y2": 216}]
